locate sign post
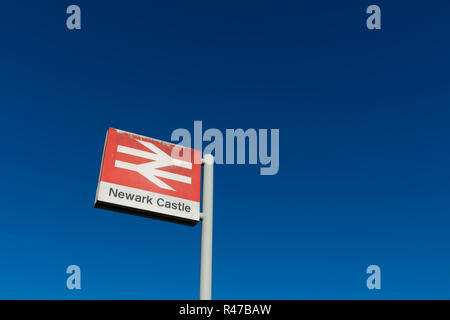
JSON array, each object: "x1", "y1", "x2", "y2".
[
  {"x1": 200, "y1": 154, "x2": 214, "y2": 300},
  {"x1": 95, "y1": 128, "x2": 215, "y2": 299}
]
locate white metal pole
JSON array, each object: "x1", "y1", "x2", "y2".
[{"x1": 200, "y1": 154, "x2": 214, "y2": 300}]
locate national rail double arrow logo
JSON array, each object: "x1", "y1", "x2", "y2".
[{"x1": 115, "y1": 138, "x2": 192, "y2": 191}]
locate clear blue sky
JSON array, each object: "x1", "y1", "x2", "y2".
[{"x1": 1, "y1": 1, "x2": 449, "y2": 299}]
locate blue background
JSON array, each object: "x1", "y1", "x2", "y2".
[{"x1": 0, "y1": 1, "x2": 449, "y2": 299}]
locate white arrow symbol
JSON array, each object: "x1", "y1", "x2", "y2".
[{"x1": 114, "y1": 139, "x2": 192, "y2": 191}]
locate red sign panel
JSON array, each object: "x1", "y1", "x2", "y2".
[{"x1": 95, "y1": 128, "x2": 202, "y2": 225}]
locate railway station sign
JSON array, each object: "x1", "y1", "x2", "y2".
[{"x1": 95, "y1": 128, "x2": 202, "y2": 225}]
